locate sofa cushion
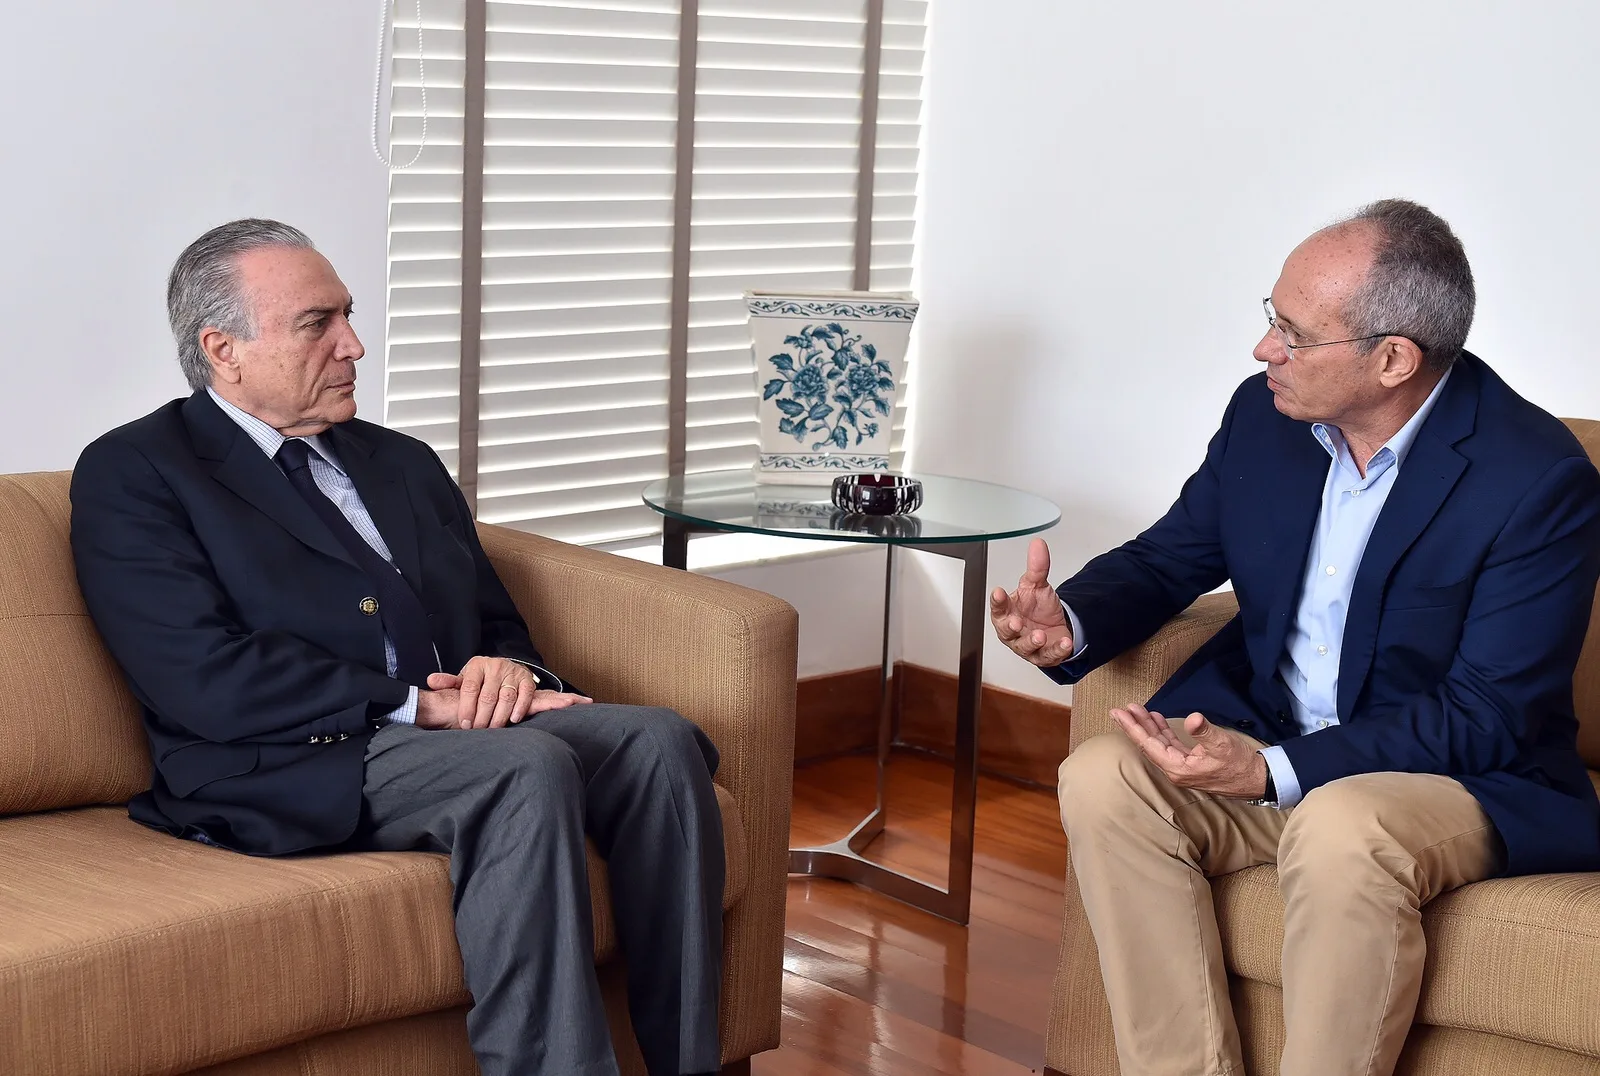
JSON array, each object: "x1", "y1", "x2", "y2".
[
  {"x1": 1213, "y1": 825, "x2": 1600, "y2": 1058},
  {"x1": 0, "y1": 790, "x2": 746, "y2": 1076},
  {"x1": 0, "y1": 472, "x2": 150, "y2": 813}
]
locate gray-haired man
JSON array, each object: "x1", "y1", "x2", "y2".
[{"x1": 70, "y1": 219, "x2": 727, "y2": 1076}]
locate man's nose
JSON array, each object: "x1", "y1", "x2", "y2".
[
  {"x1": 1253, "y1": 330, "x2": 1286, "y2": 365},
  {"x1": 336, "y1": 317, "x2": 366, "y2": 362}
]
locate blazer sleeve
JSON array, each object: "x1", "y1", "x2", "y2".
[
  {"x1": 70, "y1": 439, "x2": 412, "y2": 745},
  {"x1": 1043, "y1": 380, "x2": 1242, "y2": 684},
  {"x1": 1279, "y1": 453, "x2": 1600, "y2": 788}
]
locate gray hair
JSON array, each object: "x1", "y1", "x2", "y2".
[
  {"x1": 1337, "y1": 199, "x2": 1475, "y2": 372},
  {"x1": 166, "y1": 219, "x2": 316, "y2": 390}
]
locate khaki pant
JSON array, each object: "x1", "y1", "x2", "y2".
[{"x1": 1058, "y1": 725, "x2": 1503, "y2": 1076}]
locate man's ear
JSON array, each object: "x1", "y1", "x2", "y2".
[
  {"x1": 200, "y1": 327, "x2": 242, "y2": 385},
  {"x1": 1376, "y1": 336, "x2": 1427, "y2": 388}
]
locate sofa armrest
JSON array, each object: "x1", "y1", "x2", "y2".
[
  {"x1": 1068, "y1": 590, "x2": 1239, "y2": 754},
  {"x1": 1045, "y1": 589, "x2": 1239, "y2": 1075},
  {"x1": 475, "y1": 522, "x2": 798, "y2": 1062}
]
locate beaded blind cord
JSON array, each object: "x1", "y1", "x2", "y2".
[{"x1": 371, "y1": 0, "x2": 428, "y2": 169}]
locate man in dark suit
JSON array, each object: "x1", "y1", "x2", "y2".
[
  {"x1": 70, "y1": 219, "x2": 726, "y2": 1076},
  {"x1": 990, "y1": 200, "x2": 1600, "y2": 1076}
]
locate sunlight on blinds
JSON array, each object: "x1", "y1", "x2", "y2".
[
  {"x1": 385, "y1": 0, "x2": 927, "y2": 548},
  {"x1": 471, "y1": 1, "x2": 681, "y2": 546},
  {"x1": 386, "y1": 0, "x2": 468, "y2": 473}
]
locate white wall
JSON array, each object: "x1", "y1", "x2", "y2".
[
  {"x1": 1, "y1": 1, "x2": 389, "y2": 474},
  {"x1": 902, "y1": 0, "x2": 1600, "y2": 699},
  {"x1": 715, "y1": 548, "x2": 889, "y2": 679}
]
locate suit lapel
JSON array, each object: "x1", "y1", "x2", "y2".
[
  {"x1": 1248, "y1": 423, "x2": 1330, "y2": 679},
  {"x1": 1336, "y1": 360, "x2": 1479, "y2": 718},
  {"x1": 327, "y1": 423, "x2": 426, "y2": 595},
  {"x1": 183, "y1": 392, "x2": 356, "y2": 567}
]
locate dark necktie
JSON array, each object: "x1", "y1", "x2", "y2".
[{"x1": 275, "y1": 438, "x2": 438, "y2": 687}]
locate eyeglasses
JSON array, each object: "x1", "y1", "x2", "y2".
[{"x1": 1262, "y1": 297, "x2": 1397, "y2": 357}]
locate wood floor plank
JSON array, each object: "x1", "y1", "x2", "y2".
[
  {"x1": 769, "y1": 972, "x2": 1038, "y2": 1076},
  {"x1": 784, "y1": 936, "x2": 1045, "y2": 1068},
  {"x1": 784, "y1": 903, "x2": 1056, "y2": 1041},
  {"x1": 789, "y1": 880, "x2": 1058, "y2": 983},
  {"x1": 766, "y1": 751, "x2": 1067, "y2": 1075}
]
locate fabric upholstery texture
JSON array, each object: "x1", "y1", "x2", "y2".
[
  {"x1": 0, "y1": 473, "x2": 796, "y2": 1075},
  {"x1": 1046, "y1": 417, "x2": 1600, "y2": 1074},
  {"x1": 188, "y1": 1010, "x2": 477, "y2": 1076},
  {"x1": 0, "y1": 794, "x2": 747, "y2": 1076},
  {"x1": 1067, "y1": 589, "x2": 1240, "y2": 756},
  {"x1": 0, "y1": 472, "x2": 149, "y2": 813},
  {"x1": 1231, "y1": 978, "x2": 1600, "y2": 1076}
]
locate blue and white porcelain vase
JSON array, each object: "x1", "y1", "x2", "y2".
[{"x1": 745, "y1": 289, "x2": 919, "y2": 483}]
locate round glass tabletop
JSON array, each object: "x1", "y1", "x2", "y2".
[{"x1": 641, "y1": 470, "x2": 1060, "y2": 546}]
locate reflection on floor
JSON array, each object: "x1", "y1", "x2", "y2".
[{"x1": 756, "y1": 752, "x2": 1067, "y2": 1076}]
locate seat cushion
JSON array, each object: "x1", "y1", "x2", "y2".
[
  {"x1": 1213, "y1": 845, "x2": 1600, "y2": 1058},
  {"x1": 0, "y1": 790, "x2": 746, "y2": 1076}
]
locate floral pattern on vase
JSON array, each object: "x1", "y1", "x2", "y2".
[
  {"x1": 746, "y1": 290, "x2": 918, "y2": 482},
  {"x1": 762, "y1": 323, "x2": 894, "y2": 451}
]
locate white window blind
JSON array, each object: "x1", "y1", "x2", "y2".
[
  {"x1": 385, "y1": 0, "x2": 927, "y2": 549},
  {"x1": 387, "y1": 0, "x2": 468, "y2": 475}
]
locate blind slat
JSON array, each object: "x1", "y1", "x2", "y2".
[{"x1": 480, "y1": 354, "x2": 670, "y2": 391}]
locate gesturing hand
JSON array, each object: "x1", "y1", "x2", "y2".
[
  {"x1": 1109, "y1": 703, "x2": 1268, "y2": 799},
  {"x1": 990, "y1": 537, "x2": 1076, "y2": 666},
  {"x1": 417, "y1": 656, "x2": 593, "y2": 730}
]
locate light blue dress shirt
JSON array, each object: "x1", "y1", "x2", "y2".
[
  {"x1": 1062, "y1": 368, "x2": 1452, "y2": 808},
  {"x1": 207, "y1": 388, "x2": 419, "y2": 724},
  {"x1": 1258, "y1": 368, "x2": 1452, "y2": 806}
]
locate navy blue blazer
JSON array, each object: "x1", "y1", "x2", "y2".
[
  {"x1": 70, "y1": 391, "x2": 558, "y2": 856},
  {"x1": 1048, "y1": 354, "x2": 1600, "y2": 876}
]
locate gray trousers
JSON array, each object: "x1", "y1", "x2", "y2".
[{"x1": 355, "y1": 705, "x2": 725, "y2": 1076}]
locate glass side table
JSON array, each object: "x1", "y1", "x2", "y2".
[{"x1": 642, "y1": 470, "x2": 1060, "y2": 924}]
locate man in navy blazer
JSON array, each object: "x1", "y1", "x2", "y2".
[
  {"x1": 991, "y1": 200, "x2": 1600, "y2": 1076},
  {"x1": 70, "y1": 220, "x2": 726, "y2": 1076}
]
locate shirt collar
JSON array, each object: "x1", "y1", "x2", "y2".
[
  {"x1": 1311, "y1": 365, "x2": 1454, "y2": 473},
  {"x1": 205, "y1": 387, "x2": 345, "y2": 475}
]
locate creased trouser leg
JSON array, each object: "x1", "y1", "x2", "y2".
[
  {"x1": 1059, "y1": 725, "x2": 1504, "y2": 1076},
  {"x1": 360, "y1": 721, "x2": 616, "y2": 1076},
  {"x1": 1060, "y1": 727, "x2": 1284, "y2": 1075},
  {"x1": 532, "y1": 705, "x2": 725, "y2": 1076},
  {"x1": 1276, "y1": 772, "x2": 1502, "y2": 1076}
]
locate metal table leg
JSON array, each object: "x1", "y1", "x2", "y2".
[
  {"x1": 788, "y1": 540, "x2": 987, "y2": 924},
  {"x1": 656, "y1": 523, "x2": 989, "y2": 924},
  {"x1": 662, "y1": 516, "x2": 692, "y2": 571}
]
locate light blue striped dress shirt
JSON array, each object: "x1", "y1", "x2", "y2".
[
  {"x1": 1062, "y1": 368, "x2": 1452, "y2": 807},
  {"x1": 207, "y1": 388, "x2": 419, "y2": 724}
]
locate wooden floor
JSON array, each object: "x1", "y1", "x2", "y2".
[{"x1": 753, "y1": 752, "x2": 1067, "y2": 1076}]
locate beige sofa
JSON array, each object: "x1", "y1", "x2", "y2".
[
  {"x1": 0, "y1": 470, "x2": 798, "y2": 1076},
  {"x1": 1044, "y1": 417, "x2": 1600, "y2": 1075}
]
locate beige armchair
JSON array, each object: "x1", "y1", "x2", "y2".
[{"x1": 1044, "y1": 416, "x2": 1600, "y2": 1075}]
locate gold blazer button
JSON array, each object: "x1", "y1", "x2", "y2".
[{"x1": 359, "y1": 597, "x2": 379, "y2": 615}]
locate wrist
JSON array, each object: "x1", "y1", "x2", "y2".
[
  {"x1": 415, "y1": 688, "x2": 453, "y2": 729},
  {"x1": 1252, "y1": 753, "x2": 1275, "y2": 803}
]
